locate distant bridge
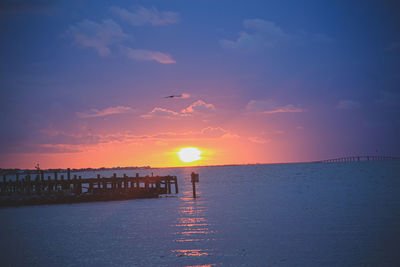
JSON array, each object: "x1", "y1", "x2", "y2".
[{"x1": 317, "y1": 155, "x2": 400, "y2": 163}]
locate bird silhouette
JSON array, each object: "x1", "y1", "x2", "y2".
[{"x1": 164, "y1": 94, "x2": 182, "y2": 98}]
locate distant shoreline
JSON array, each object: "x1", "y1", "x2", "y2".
[{"x1": 1, "y1": 156, "x2": 399, "y2": 175}]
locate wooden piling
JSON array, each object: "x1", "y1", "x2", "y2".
[
  {"x1": 112, "y1": 173, "x2": 116, "y2": 190},
  {"x1": 123, "y1": 174, "x2": 128, "y2": 191},
  {"x1": 145, "y1": 176, "x2": 149, "y2": 190},
  {"x1": 167, "y1": 178, "x2": 171, "y2": 194},
  {"x1": 174, "y1": 176, "x2": 179, "y2": 194},
  {"x1": 47, "y1": 176, "x2": 52, "y2": 192},
  {"x1": 192, "y1": 180, "x2": 196, "y2": 198},
  {"x1": 191, "y1": 172, "x2": 199, "y2": 198}
]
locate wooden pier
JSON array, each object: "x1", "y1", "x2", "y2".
[{"x1": 0, "y1": 169, "x2": 178, "y2": 207}]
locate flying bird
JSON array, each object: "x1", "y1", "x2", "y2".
[{"x1": 164, "y1": 94, "x2": 183, "y2": 98}]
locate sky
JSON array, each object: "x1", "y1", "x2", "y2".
[{"x1": 1, "y1": 0, "x2": 400, "y2": 169}]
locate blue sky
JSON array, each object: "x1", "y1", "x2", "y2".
[{"x1": 1, "y1": 0, "x2": 399, "y2": 168}]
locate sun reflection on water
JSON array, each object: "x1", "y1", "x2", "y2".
[
  {"x1": 172, "y1": 249, "x2": 212, "y2": 257},
  {"x1": 171, "y1": 181, "x2": 217, "y2": 264}
]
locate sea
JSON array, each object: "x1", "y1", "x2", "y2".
[{"x1": 0, "y1": 161, "x2": 399, "y2": 267}]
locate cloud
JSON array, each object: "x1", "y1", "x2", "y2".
[
  {"x1": 222, "y1": 133, "x2": 240, "y2": 139},
  {"x1": 141, "y1": 107, "x2": 183, "y2": 119},
  {"x1": 111, "y1": 6, "x2": 179, "y2": 26},
  {"x1": 181, "y1": 93, "x2": 191, "y2": 99},
  {"x1": 121, "y1": 46, "x2": 176, "y2": 64},
  {"x1": 201, "y1": 127, "x2": 228, "y2": 137},
  {"x1": 76, "y1": 106, "x2": 133, "y2": 118},
  {"x1": 221, "y1": 19, "x2": 288, "y2": 50},
  {"x1": 143, "y1": 100, "x2": 216, "y2": 119},
  {"x1": 335, "y1": 100, "x2": 361, "y2": 110},
  {"x1": 181, "y1": 100, "x2": 216, "y2": 114},
  {"x1": 246, "y1": 100, "x2": 304, "y2": 114},
  {"x1": 221, "y1": 18, "x2": 330, "y2": 51},
  {"x1": 248, "y1": 137, "x2": 270, "y2": 144},
  {"x1": 49, "y1": 127, "x2": 237, "y2": 144},
  {"x1": 262, "y1": 105, "x2": 303, "y2": 114},
  {"x1": 65, "y1": 19, "x2": 128, "y2": 56},
  {"x1": 8, "y1": 124, "x2": 240, "y2": 154},
  {"x1": 6, "y1": 144, "x2": 84, "y2": 154},
  {"x1": 150, "y1": 127, "x2": 237, "y2": 140},
  {"x1": 201, "y1": 128, "x2": 240, "y2": 139}
]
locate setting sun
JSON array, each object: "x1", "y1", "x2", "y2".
[{"x1": 178, "y1": 147, "x2": 202, "y2": 163}]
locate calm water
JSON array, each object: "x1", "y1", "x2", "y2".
[{"x1": 1, "y1": 161, "x2": 400, "y2": 266}]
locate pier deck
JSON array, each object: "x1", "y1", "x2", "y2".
[{"x1": 0, "y1": 170, "x2": 178, "y2": 206}]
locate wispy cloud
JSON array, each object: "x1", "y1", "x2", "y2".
[
  {"x1": 40, "y1": 126, "x2": 238, "y2": 146},
  {"x1": 262, "y1": 105, "x2": 303, "y2": 114},
  {"x1": 335, "y1": 100, "x2": 361, "y2": 110},
  {"x1": 76, "y1": 106, "x2": 133, "y2": 118},
  {"x1": 144, "y1": 127, "x2": 238, "y2": 140},
  {"x1": 121, "y1": 46, "x2": 176, "y2": 64},
  {"x1": 64, "y1": 19, "x2": 128, "y2": 56},
  {"x1": 221, "y1": 18, "x2": 331, "y2": 51},
  {"x1": 111, "y1": 6, "x2": 179, "y2": 26},
  {"x1": 246, "y1": 100, "x2": 304, "y2": 114},
  {"x1": 181, "y1": 100, "x2": 216, "y2": 114},
  {"x1": 142, "y1": 100, "x2": 216, "y2": 119},
  {"x1": 180, "y1": 93, "x2": 191, "y2": 99},
  {"x1": 200, "y1": 126, "x2": 227, "y2": 137},
  {"x1": 221, "y1": 19, "x2": 286, "y2": 50},
  {"x1": 248, "y1": 137, "x2": 270, "y2": 144},
  {"x1": 200, "y1": 127, "x2": 239, "y2": 139},
  {"x1": 141, "y1": 107, "x2": 183, "y2": 119}
]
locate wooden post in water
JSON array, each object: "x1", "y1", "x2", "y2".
[
  {"x1": 78, "y1": 176, "x2": 82, "y2": 194},
  {"x1": 112, "y1": 173, "x2": 116, "y2": 191},
  {"x1": 73, "y1": 175, "x2": 77, "y2": 194},
  {"x1": 166, "y1": 177, "x2": 171, "y2": 194},
  {"x1": 156, "y1": 179, "x2": 160, "y2": 192},
  {"x1": 54, "y1": 172, "x2": 58, "y2": 191},
  {"x1": 35, "y1": 174, "x2": 40, "y2": 193},
  {"x1": 89, "y1": 182, "x2": 93, "y2": 193},
  {"x1": 27, "y1": 175, "x2": 31, "y2": 195},
  {"x1": 145, "y1": 176, "x2": 149, "y2": 190},
  {"x1": 15, "y1": 173, "x2": 19, "y2": 193},
  {"x1": 1, "y1": 174, "x2": 5, "y2": 194},
  {"x1": 47, "y1": 176, "x2": 52, "y2": 192},
  {"x1": 191, "y1": 172, "x2": 199, "y2": 198},
  {"x1": 102, "y1": 177, "x2": 107, "y2": 191},
  {"x1": 123, "y1": 174, "x2": 128, "y2": 192},
  {"x1": 174, "y1": 176, "x2": 179, "y2": 194},
  {"x1": 135, "y1": 173, "x2": 139, "y2": 189},
  {"x1": 60, "y1": 175, "x2": 65, "y2": 190},
  {"x1": 40, "y1": 171, "x2": 44, "y2": 191}
]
